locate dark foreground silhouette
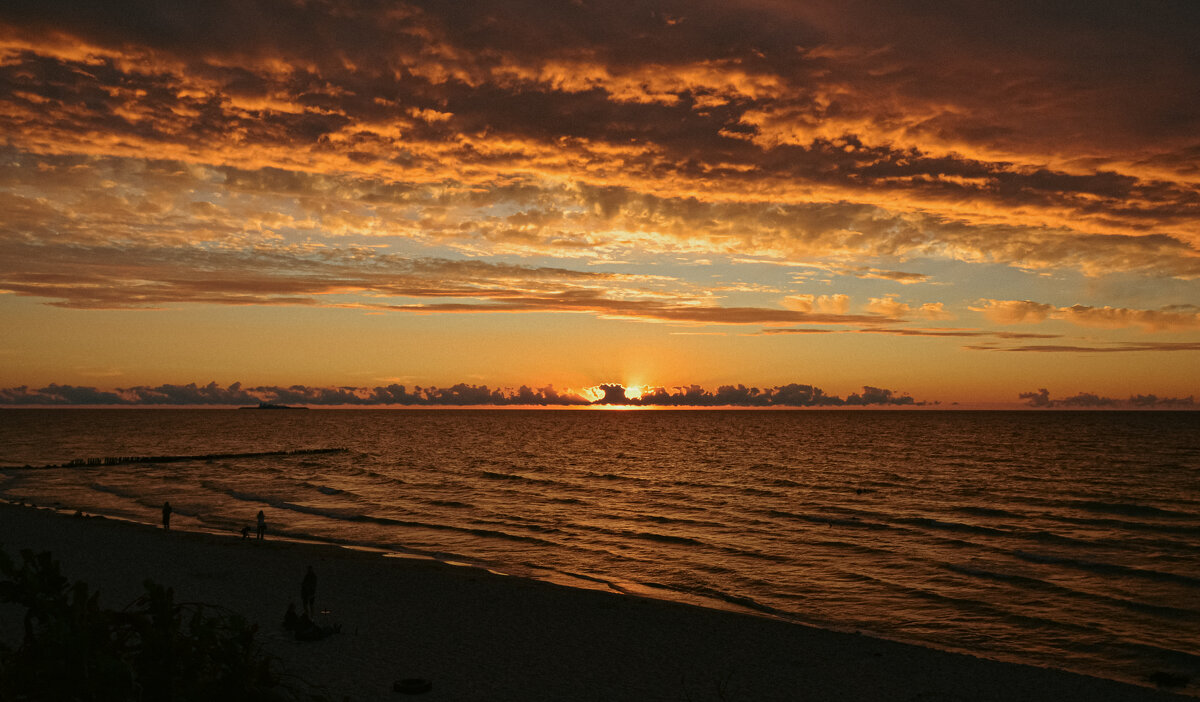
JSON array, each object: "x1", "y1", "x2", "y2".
[{"x1": 0, "y1": 547, "x2": 330, "y2": 701}]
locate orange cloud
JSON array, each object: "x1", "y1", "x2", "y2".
[
  {"x1": 1, "y1": 1, "x2": 1198, "y2": 282},
  {"x1": 865, "y1": 295, "x2": 953, "y2": 320},
  {"x1": 968, "y1": 342, "x2": 1200, "y2": 353},
  {"x1": 971, "y1": 300, "x2": 1200, "y2": 332},
  {"x1": 761, "y1": 327, "x2": 1059, "y2": 340},
  {"x1": 781, "y1": 293, "x2": 850, "y2": 314}
]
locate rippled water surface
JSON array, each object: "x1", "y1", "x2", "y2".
[{"x1": 1, "y1": 409, "x2": 1198, "y2": 692}]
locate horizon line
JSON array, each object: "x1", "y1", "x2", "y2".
[{"x1": 2, "y1": 404, "x2": 1197, "y2": 411}]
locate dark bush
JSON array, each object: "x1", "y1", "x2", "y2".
[{"x1": 0, "y1": 548, "x2": 337, "y2": 701}]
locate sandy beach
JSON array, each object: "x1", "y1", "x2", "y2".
[{"x1": 0, "y1": 503, "x2": 1190, "y2": 702}]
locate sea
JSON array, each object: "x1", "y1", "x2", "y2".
[{"x1": 1, "y1": 409, "x2": 1197, "y2": 693}]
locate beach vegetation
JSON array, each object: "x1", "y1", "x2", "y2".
[{"x1": 0, "y1": 547, "x2": 339, "y2": 701}]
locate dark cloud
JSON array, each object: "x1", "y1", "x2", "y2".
[
  {"x1": 1, "y1": 0, "x2": 1198, "y2": 282},
  {"x1": 1053, "y1": 392, "x2": 1119, "y2": 408},
  {"x1": 13, "y1": 381, "x2": 1195, "y2": 409},
  {"x1": 762, "y1": 327, "x2": 1062, "y2": 339},
  {"x1": 123, "y1": 382, "x2": 262, "y2": 405},
  {"x1": 968, "y1": 342, "x2": 1200, "y2": 353},
  {"x1": 845, "y1": 386, "x2": 916, "y2": 406},
  {"x1": 759, "y1": 328, "x2": 837, "y2": 335},
  {"x1": 369, "y1": 298, "x2": 892, "y2": 326},
  {"x1": 1018, "y1": 388, "x2": 1053, "y2": 408},
  {"x1": 581, "y1": 383, "x2": 917, "y2": 407},
  {"x1": 0, "y1": 382, "x2": 589, "y2": 406},
  {"x1": 1129, "y1": 394, "x2": 1197, "y2": 408},
  {"x1": 1019, "y1": 389, "x2": 1195, "y2": 409},
  {"x1": 0, "y1": 381, "x2": 922, "y2": 407},
  {"x1": 0, "y1": 384, "x2": 124, "y2": 405}
]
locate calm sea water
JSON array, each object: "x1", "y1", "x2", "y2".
[{"x1": 1, "y1": 409, "x2": 1197, "y2": 692}]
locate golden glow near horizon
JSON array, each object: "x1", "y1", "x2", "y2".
[{"x1": 0, "y1": 1, "x2": 1198, "y2": 407}]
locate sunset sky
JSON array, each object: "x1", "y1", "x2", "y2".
[{"x1": 2, "y1": 1, "x2": 1198, "y2": 406}]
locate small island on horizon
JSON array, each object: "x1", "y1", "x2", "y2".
[{"x1": 238, "y1": 402, "x2": 308, "y2": 410}]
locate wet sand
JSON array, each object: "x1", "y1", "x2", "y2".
[{"x1": 0, "y1": 503, "x2": 1190, "y2": 701}]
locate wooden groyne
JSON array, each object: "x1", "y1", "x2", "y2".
[{"x1": 10, "y1": 447, "x2": 348, "y2": 470}]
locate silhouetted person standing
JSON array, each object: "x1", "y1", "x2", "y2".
[
  {"x1": 256, "y1": 509, "x2": 266, "y2": 540},
  {"x1": 161, "y1": 501, "x2": 172, "y2": 531},
  {"x1": 301, "y1": 565, "x2": 317, "y2": 617}
]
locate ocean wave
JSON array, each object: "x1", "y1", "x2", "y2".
[
  {"x1": 1041, "y1": 513, "x2": 1200, "y2": 536},
  {"x1": 461, "y1": 526, "x2": 560, "y2": 547},
  {"x1": 716, "y1": 545, "x2": 791, "y2": 563},
  {"x1": 566, "y1": 521, "x2": 709, "y2": 549},
  {"x1": 628, "y1": 530, "x2": 705, "y2": 546},
  {"x1": 266, "y1": 500, "x2": 567, "y2": 548},
  {"x1": 478, "y1": 470, "x2": 567, "y2": 487},
  {"x1": 954, "y1": 505, "x2": 1026, "y2": 519},
  {"x1": 88, "y1": 482, "x2": 203, "y2": 518},
  {"x1": 841, "y1": 569, "x2": 1107, "y2": 636},
  {"x1": 428, "y1": 499, "x2": 473, "y2": 509},
  {"x1": 681, "y1": 585, "x2": 790, "y2": 617},
  {"x1": 894, "y1": 515, "x2": 1011, "y2": 537},
  {"x1": 764, "y1": 508, "x2": 894, "y2": 530},
  {"x1": 296, "y1": 482, "x2": 347, "y2": 496},
  {"x1": 945, "y1": 561, "x2": 1200, "y2": 621},
  {"x1": 1013, "y1": 550, "x2": 1200, "y2": 588},
  {"x1": 808, "y1": 539, "x2": 894, "y2": 557},
  {"x1": 632, "y1": 513, "x2": 723, "y2": 528},
  {"x1": 764, "y1": 477, "x2": 804, "y2": 488},
  {"x1": 1011, "y1": 495, "x2": 1200, "y2": 525},
  {"x1": 1120, "y1": 641, "x2": 1200, "y2": 677},
  {"x1": 739, "y1": 486, "x2": 782, "y2": 497},
  {"x1": 201, "y1": 483, "x2": 284, "y2": 506},
  {"x1": 749, "y1": 462, "x2": 788, "y2": 471},
  {"x1": 88, "y1": 481, "x2": 144, "y2": 500},
  {"x1": 547, "y1": 496, "x2": 585, "y2": 505},
  {"x1": 466, "y1": 517, "x2": 565, "y2": 535},
  {"x1": 340, "y1": 464, "x2": 401, "y2": 482},
  {"x1": 1065, "y1": 500, "x2": 1196, "y2": 519},
  {"x1": 582, "y1": 471, "x2": 652, "y2": 484}
]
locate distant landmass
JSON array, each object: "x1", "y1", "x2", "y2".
[{"x1": 239, "y1": 402, "x2": 307, "y2": 410}]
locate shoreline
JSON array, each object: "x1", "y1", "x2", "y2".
[
  {"x1": 0, "y1": 499, "x2": 807, "y2": 633},
  {"x1": 1, "y1": 502, "x2": 1191, "y2": 701}
]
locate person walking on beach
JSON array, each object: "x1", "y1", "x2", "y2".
[
  {"x1": 161, "y1": 501, "x2": 172, "y2": 530},
  {"x1": 256, "y1": 509, "x2": 266, "y2": 540},
  {"x1": 301, "y1": 565, "x2": 317, "y2": 618}
]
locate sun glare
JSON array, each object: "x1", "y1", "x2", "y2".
[
  {"x1": 577, "y1": 386, "x2": 606, "y2": 403},
  {"x1": 573, "y1": 383, "x2": 647, "y2": 405}
]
